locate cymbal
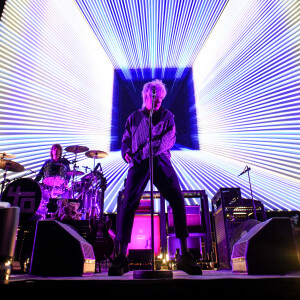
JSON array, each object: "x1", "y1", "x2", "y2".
[
  {"x1": 85, "y1": 150, "x2": 108, "y2": 159},
  {"x1": 65, "y1": 145, "x2": 89, "y2": 154},
  {"x1": 0, "y1": 159, "x2": 25, "y2": 172},
  {"x1": 0, "y1": 152, "x2": 16, "y2": 159},
  {"x1": 66, "y1": 170, "x2": 85, "y2": 176}
]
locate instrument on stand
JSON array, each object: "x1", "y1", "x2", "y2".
[
  {"x1": 0, "y1": 152, "x2": 49, "y2": 220},
  {"x1": 87, "y1": 173, "x2": 114, "y2": 264},
  {"x1": 2, "y1": 178, "x2": 42, "y2": 220},
  {"x1": 65, "y1": 145, "x2": 89, "y2": 198},
  {"x1": 65, "y1": 145, "x2": 90, "y2": 154},
  {"x1": 75, "y1": 150, "x2": 108, "y2": 218},
  {"x1": 66, "y1": 170, "x2": 84, "y2": 177},
  {"x1": 42, "y1": 162, "x2": 67, "y2": 199},
  {"x1": 0, "y1": 159, "x2": 24, "y2": 173},
  {"x1": 83, "y1": 153, "x2": 114, "y2": 266},
  {"x1": 0, "y1": 155, "x2": 25, "y2": 197},
  {"x1": 85, "y1": 150, "x2": 108, "y2": 168},
  {"x1": 0, "y1": 153, "x2": 16, "y2": 159}
]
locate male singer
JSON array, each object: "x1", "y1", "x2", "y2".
[{"x1": 109, "y1": 79, "x2": 202, "y2": 276}]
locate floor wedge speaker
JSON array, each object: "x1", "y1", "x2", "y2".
[
  {"x1": 30, "y1": 220, "x2": 95, "y2": 276},
  {"x1": 231, "y1": 217, "x2": 300, "y2": 275}
]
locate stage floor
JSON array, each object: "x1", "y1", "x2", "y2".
[{"x1": 3, "y1": 269, "x2": 300, "y2": 299}]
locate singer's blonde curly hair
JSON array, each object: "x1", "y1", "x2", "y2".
[{"x1": 141, "y1": 79, "x2": 167, "y2": 108}]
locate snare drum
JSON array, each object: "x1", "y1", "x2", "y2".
[
  {"x1": 43, "y1": 162, "x2": 66, "y2": 187},
  {"x1": 2, "y1": 178, "x2": 42, "y2": 220}
]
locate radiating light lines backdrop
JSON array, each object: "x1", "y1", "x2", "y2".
[
  {"x1": 75, "y1": 0, "x2": 228, "y2": 79},
  {"x1": 193, "y1": 0, "x2": 300, "y2": 180},
  {"x1": 0, "y1": 0, "x2": 114, "y2": 181},
  {"x1": 0, "y1": 0, "x2": 299, "y2": 213}
]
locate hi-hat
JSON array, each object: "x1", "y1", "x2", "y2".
[
  {"x1": 0, "y1": 159, "x2": 25, "y2": 172},
  {"x1": 65, "y1": 145, "x2": 89, "y2": 154},
  {"x1": 66, "y1": 170, "x2": 85, "y2": 177},
  {"x1": 85, "y1": 150, "x2": 108, "y2": 159},
  {"x1": 0, "y1": 152, "x2": 16, "y2": 159}
]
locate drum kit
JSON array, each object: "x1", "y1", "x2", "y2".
[
  {"x1": 0, "y1": 152, "x2": 25, "y2": 195},
  {"x1": 0, "y1": 146, "x2": 109, "y2": 222}
]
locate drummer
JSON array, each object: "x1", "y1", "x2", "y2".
[{"x1": 35, "y1": 144, "x2": 71, "y2": 183}]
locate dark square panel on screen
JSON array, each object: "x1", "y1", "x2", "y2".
[{"x1": 110, "y1": 68, "x2": 199, "y2": 151}]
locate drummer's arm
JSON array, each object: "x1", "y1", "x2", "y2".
[{"x1": 34, "y1": 163, "x2": 45, "y2": 182}]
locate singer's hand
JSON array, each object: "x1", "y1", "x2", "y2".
[{"x1": 125, "y1": 153, "x2": 132, "y2": 163}]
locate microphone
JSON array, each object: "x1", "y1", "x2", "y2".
[
  {"x1": 152, "y1": 86, "x2": 156, "y2": 98},
  {"x1": 238, "y1": 166, "x2": 251, "y2": 176},
  {"x1": 150, "y1": 86, "x2": 156, "y2": 116}
]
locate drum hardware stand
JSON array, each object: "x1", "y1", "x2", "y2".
[
  {"x1": 65, "y1": 145, "x2": 90, "y2": 199},
  {"x1": 238, "y1": 165, "x2": 257, "y2": 220},
  {"x1": 0, "y1": 166, "x2": 9, "y2": 199},
  {"x1": 71, "y1": 157, "x2": 79, "y2": 199},
  {"x1": 87, "y1": 157, "x2": 103, "y2": 219},
  {"x1": 92, "y1": 163, "x2": 106, "y2": 218},
  {"x1": 78, "y1": 150, "x2": 108, "y2": 220},
  {"x1": 133, "y1": 87, "x2": 173, "y2": 279},
  {"x1": 89, "y1": 171, "x2": 114, "y2": 271},
  {"x1": 82, "y1": 166, "x2": 91, "y2": 173},
  {"x1": 98, "y1": 171, "x2": 107, "y2": 223}
]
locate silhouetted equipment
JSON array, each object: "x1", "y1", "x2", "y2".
[
  {"x1": 231, "y1": 217, "x2": 300, "y2": 275},
  {"x1": 30, "y1": 219, "x2": 95, "y2": 276},
  {"x1": 1, "y1": 178, "x2": 42, "y2": 221},
  {"x1": 116, "y1": 189, "x2": 213, "y2": 263},
  {"x1": 0, "y1": 206, "x2": 20, "y2": 282},
  {"x1": 212, "y1": 188, "x2": 266, "y2": 269},
  {"x1": 167, "y1": 190, "x2": 213, "y2": 261}
]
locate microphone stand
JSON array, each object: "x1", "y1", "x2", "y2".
[
  {"x1": 239, "y1": 166, "x2": 257, "y2": 220},
  {"x1": 133, "y1": 87, "x2": 172, "y2": 279},
  {"x1": 149, "y1": 90, "x2": 155, "y2": 272}
]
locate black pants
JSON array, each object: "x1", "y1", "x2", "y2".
[{"x1": 116, "y1": 154, "x2": 189, "y2": 244}]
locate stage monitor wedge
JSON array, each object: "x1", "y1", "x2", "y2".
[
  {"x1": 231, "y1": 217, "x2": 300, "y2": 275},
  {"x1": 30, "y1": 220, "x2": 95, "y2": 276}
]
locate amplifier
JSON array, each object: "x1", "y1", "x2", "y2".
[
  {"x1": 211, "y1": 188, "x2": 266, "y2": 269},
  {"x1": 167, "y1": 205, "x2": 202, "y2": 234},
  {"x1": 127, "y1": 214, "x2": 161, "y2": 256}
]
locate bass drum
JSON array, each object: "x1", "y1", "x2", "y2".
[
  {"x1": 2, "y1": 178, "x2": 42, "y2": 221},
  {"x1": 43, "y1": 162, "x2": 66, "y2": 187}
]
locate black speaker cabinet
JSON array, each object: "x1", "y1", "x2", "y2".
[
  {"x1": 212, "y1": 187, "x2": 266, "y2": 269},
  {"x1": 231, "y1": 217, "x2": 300, "y2": 275},
  {"x1": 212, "y1": 188, "x2": 242, "y2": 269},
  {"x1": 30, "y1": 220, "x2": 95, "y2": 276}
]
